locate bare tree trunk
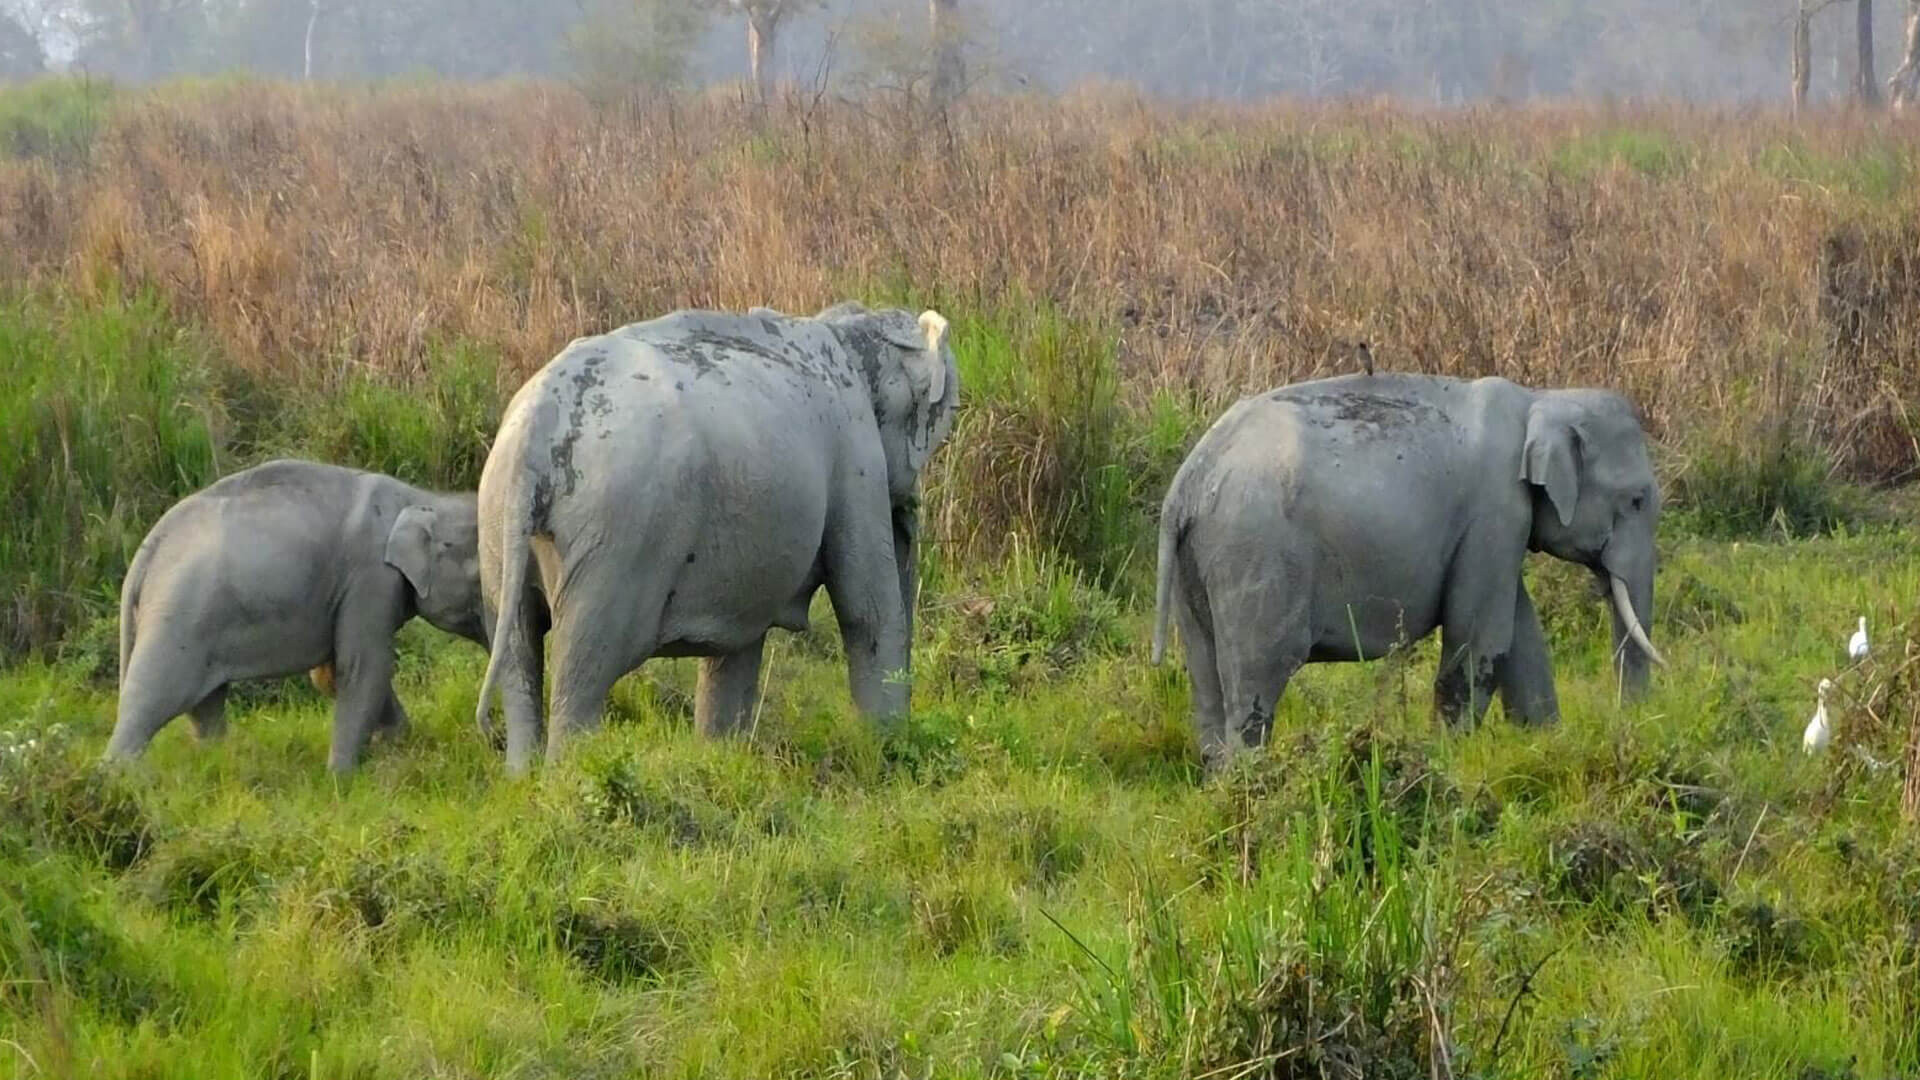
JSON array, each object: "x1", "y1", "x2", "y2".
[
  {"x1": 1795, "y1": 1, "x2": 1814, "y2": 112},
  {"x1": 303, "y1": 0, "x2": 321, "y2": 81},
  {"x1": 1888, "y1": 0, "x2": 1920, "y2": 106},
  {"x1": 1857, "y1": 0, "x2": 1883, "y2": 105},
  {"x1": 747, "y1": 10, "x2": 777, "y2": 105},
  {"x1": 929, "y1": 0, "x2": 963, "y2": 109}
]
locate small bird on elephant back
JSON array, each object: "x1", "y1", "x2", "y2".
[{"x1": 1152, "y1": 372, "x2": 1664, "y2": 773}]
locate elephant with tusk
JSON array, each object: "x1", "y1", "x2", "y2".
[
  {"x1": 475, "y1": 302, "x2": 960, "y2": 775},
  {"x1": 1152, "y1": 373, "x2": 1663, "y2": 769}
]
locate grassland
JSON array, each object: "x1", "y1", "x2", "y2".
[{"x1": 3, "y1": 77, "x2": 1920, "y2": 1079}]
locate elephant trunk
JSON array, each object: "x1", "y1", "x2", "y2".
[
  {"x1": 1603, "y1": 557, "x2": 1661, "y2": 698},
  {"x1": 893, "y1": 506, "x2": 919, "y2": 671}
]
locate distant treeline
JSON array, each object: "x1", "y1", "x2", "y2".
[{"x1": 0, "y1": 0, "x2": 1914, "y2": 104}]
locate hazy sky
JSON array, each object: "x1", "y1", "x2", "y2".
[{"x1": 1, "y1": 0, "x2": 1906, "y2": 105}]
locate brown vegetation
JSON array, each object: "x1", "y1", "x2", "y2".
[{"x1": 2, "y1": 82, "x2": 1919, "y2": 480}]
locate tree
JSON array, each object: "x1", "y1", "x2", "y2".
[
  {"x1": 0, "y1": 5, "x2": 45, "y2": 78},
  {"x1": 1855, "y1": 0, "x2": 1881, "y2": 105},
  {"x1": 713, "y1": 0, "x2": 817, "y2": 105},
  {"x1": 1794, "y1": 0, "x2": 1817, "y2": 111},
  {"x1": 568, "y1": 0, "x2": 706, "y2": 100},
  {"x1": 1890, "y1": 0, "x2": 1920, "y2": 105},
  {"x1": 927, "y1": 0, "x2": 960, "y2": 108}
]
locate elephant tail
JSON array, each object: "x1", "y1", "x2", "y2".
[
  {"x1": 474, "y1": 433, "x2": 545, "y2": 741},
  {"x1": 118, "y1": 535, "x2": 156, "y2": 688},
  {"x1": 1151, "y1": 504, "x2": 1180, "y2": 666}
]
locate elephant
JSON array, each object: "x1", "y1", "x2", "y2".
[
  {"x1": 106, "y1": 459, "x2": 488, "y2": 772},
  {"x1": 474, "y1": 301, "x2": 960, "y2": 774},
  {"x1": 1151, "y1": 373, "x2": 1665, "y2": 768}
]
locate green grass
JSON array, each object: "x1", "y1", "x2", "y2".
[
  {"x1": 0, "y1": 289, "x2": 503, "y2": 655},
  {"x1": 0, "y1": 76, "x2": 117, "y2": 162},
  {"x1": 4, "y1": 531, "x2": 1917, "y2": 1078}
]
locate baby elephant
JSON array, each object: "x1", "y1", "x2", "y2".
[{"x1": 106, "y1": 459, "x2": 488, "y2": 772}]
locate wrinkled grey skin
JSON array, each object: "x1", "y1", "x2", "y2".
[
  {"x1": 106, "y1": 460, "x2": 487, "y2": 773},
  {"x1": 1152, "y1": 374, "x2": 1663, "y2": 769},
  {"x1": 475, "y1": 302, "x2": 959, "y2": 774}
]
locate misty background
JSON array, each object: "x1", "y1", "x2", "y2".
[{"x1": 0, "y1": 0, "x2": 1910, "y2": 105}]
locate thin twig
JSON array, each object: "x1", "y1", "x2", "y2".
[
  {"x1": 1728, "y1": 803, "x2": 1769, "y2": 887},
  {"x1": 1488, "y1": 945, "x2": 1563, "y2": 1066}
]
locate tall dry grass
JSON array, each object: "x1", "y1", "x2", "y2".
[
  {"x1": 3, "y1": 79, "x2": 1919, "y2": 650},
  {"x1": 2, "y1": 83, "x2": 1916, "y2": 472}
]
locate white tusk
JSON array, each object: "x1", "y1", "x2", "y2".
[{"x1": 1610, "y1": 575, "x2": 1667, "y2": 668}]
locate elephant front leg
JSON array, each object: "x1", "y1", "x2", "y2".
[
  {"x1": 1495, "y1": 583, "x2": 1559, "y2": 725},
  {"x1": 328, "y1": 645, "x2": 397, "y2": 773},
  {"x1": 827, "y1": 578, "x2": 910, "y2": 726},
  {"x1": 1434, "y1": 528, "x2": 1525, "y2": 730},
  {"x1": 696, "y1": 636, "x2": 767, "y2": 737},
  {"x1": 1433, "y1": 631, "x2": 1501, "y2": 729},
  {"x1": 373, "y1": 689, "x2": 412, "y2": 742}
]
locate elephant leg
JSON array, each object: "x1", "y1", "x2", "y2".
[
  {"x1": 1433, "y1": 528, "x2": 1524, "y2": 729},
  {"x1": 188, "y1": 685, "x2": 229, "y2": 741},
  {"x1": 1210, "y1": 574, "x2": 1308, "y2": 758},
  {"x1": 696, "y1": 636, "x2": 767, "y2": 737},
  {"x1": 825, "y1": 523, "x2": 911, "y2": 725},
  {"x1": 1434, "y1": 625, "x2": 1501, "y2": 729},
  {"x1": 1173, "y1": 580, "x2": 1230, "y2": 770},
  {"x1": 328, "y1": 642, "x2": 397, "y2": 774},
  {"x1": 548, "y1": 581, "x2": 656, "y2": 761},
  {"x1": 1495, "y1": 583, "x2": 1559, "y2": 725},
  {"x1": 105, "y1": 648, "x2": 208, "y2": 760},
  {"x1": 373, "y1": 689, "x2": 411, "y2": 741},
  {"x1": 492, "y1": 593, "x2": 548, "y2": 776}
]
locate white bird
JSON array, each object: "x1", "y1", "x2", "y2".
[
  {"x1": 1848, "y1": 616, "x2": 1869, "y2": 662},
  {"x1": 1803, "y1": 678, "x2": 1833, "y2": 754}
]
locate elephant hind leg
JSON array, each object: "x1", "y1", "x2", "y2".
[
  {"x1": 1208, "y1": 574, "x2": 1308, "y2": 759},
  {"x1": 547, "y1": 579, "x2": 663, "y2": 761},
  {"x1": 105, "y1": 650, "x2": 212, "y2": 760},
  {"x1": 1171, "y1": 576, "x2": 1229, "y2": 769},
  {"x1": 189, "y1": 685, "x2": 229, "y2": 741},
  {"x1": 697, "y1": 635, "x2": 767, "y2": 738}
]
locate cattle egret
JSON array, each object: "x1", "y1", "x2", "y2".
[
  {"x1": 1802, "y1": 678, "x2": 1833, "y2": 754},
  {"x1": 1848, "y1": 616, "x2": 1869, "y2": 661}
]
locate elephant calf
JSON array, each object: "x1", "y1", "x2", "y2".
[
  {"x1": 1153, "y1": 373, "x2": 1666, "y2": 768},
  {"x1": 107, "y1": 459, "x2": 489, "y2": 772}
]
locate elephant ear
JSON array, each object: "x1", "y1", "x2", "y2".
[
  {"x1": 882, "y1": 310, "x2": 954, "y2": 473},
  {"x1": 385, "y1": 505, "x2": 439, "y2": 601},
  {"x1": 1522, "y1": 399, "x2": 1582, "y2": 528}
]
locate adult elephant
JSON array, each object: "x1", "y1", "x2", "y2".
[
  {"x1": 475, "y1": 302, "x2": 959, "y2": 774},
  {"x1": 1151, "y1": 373, "x2": 1665, "y2": 768}
]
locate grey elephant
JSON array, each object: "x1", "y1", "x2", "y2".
[
  {"x1": 475, "y1": 302, "x2": 959, "y2": 774},
  {"x1": 106, "y1": 459, "x2": 488, "y2": 772},
  {"x1": 1151, "y1": 373, "x2": 1665, "y2": 767}
]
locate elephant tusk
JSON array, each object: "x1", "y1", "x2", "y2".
[{"x1": 1609, "y1": 575, "x2": 1667, "y2": 668}]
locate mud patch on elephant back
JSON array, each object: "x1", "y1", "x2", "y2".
[
  {"x1": 1285, "y1": 392, "x2": 1447, "y2": 434},
  {"x1": 648, "y1": 338, "x2": 732, "y2": 382}
]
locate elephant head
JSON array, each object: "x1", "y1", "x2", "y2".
[
  {"x1": 1521, "y1": 389, "x2": 1665, "y2": 695},
  {"x1": 385, "y1": 497, "x2": 487, "y2": 646},
  {"x1": 816, "y1": 302, "x2": 962, "y2": 632}
]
